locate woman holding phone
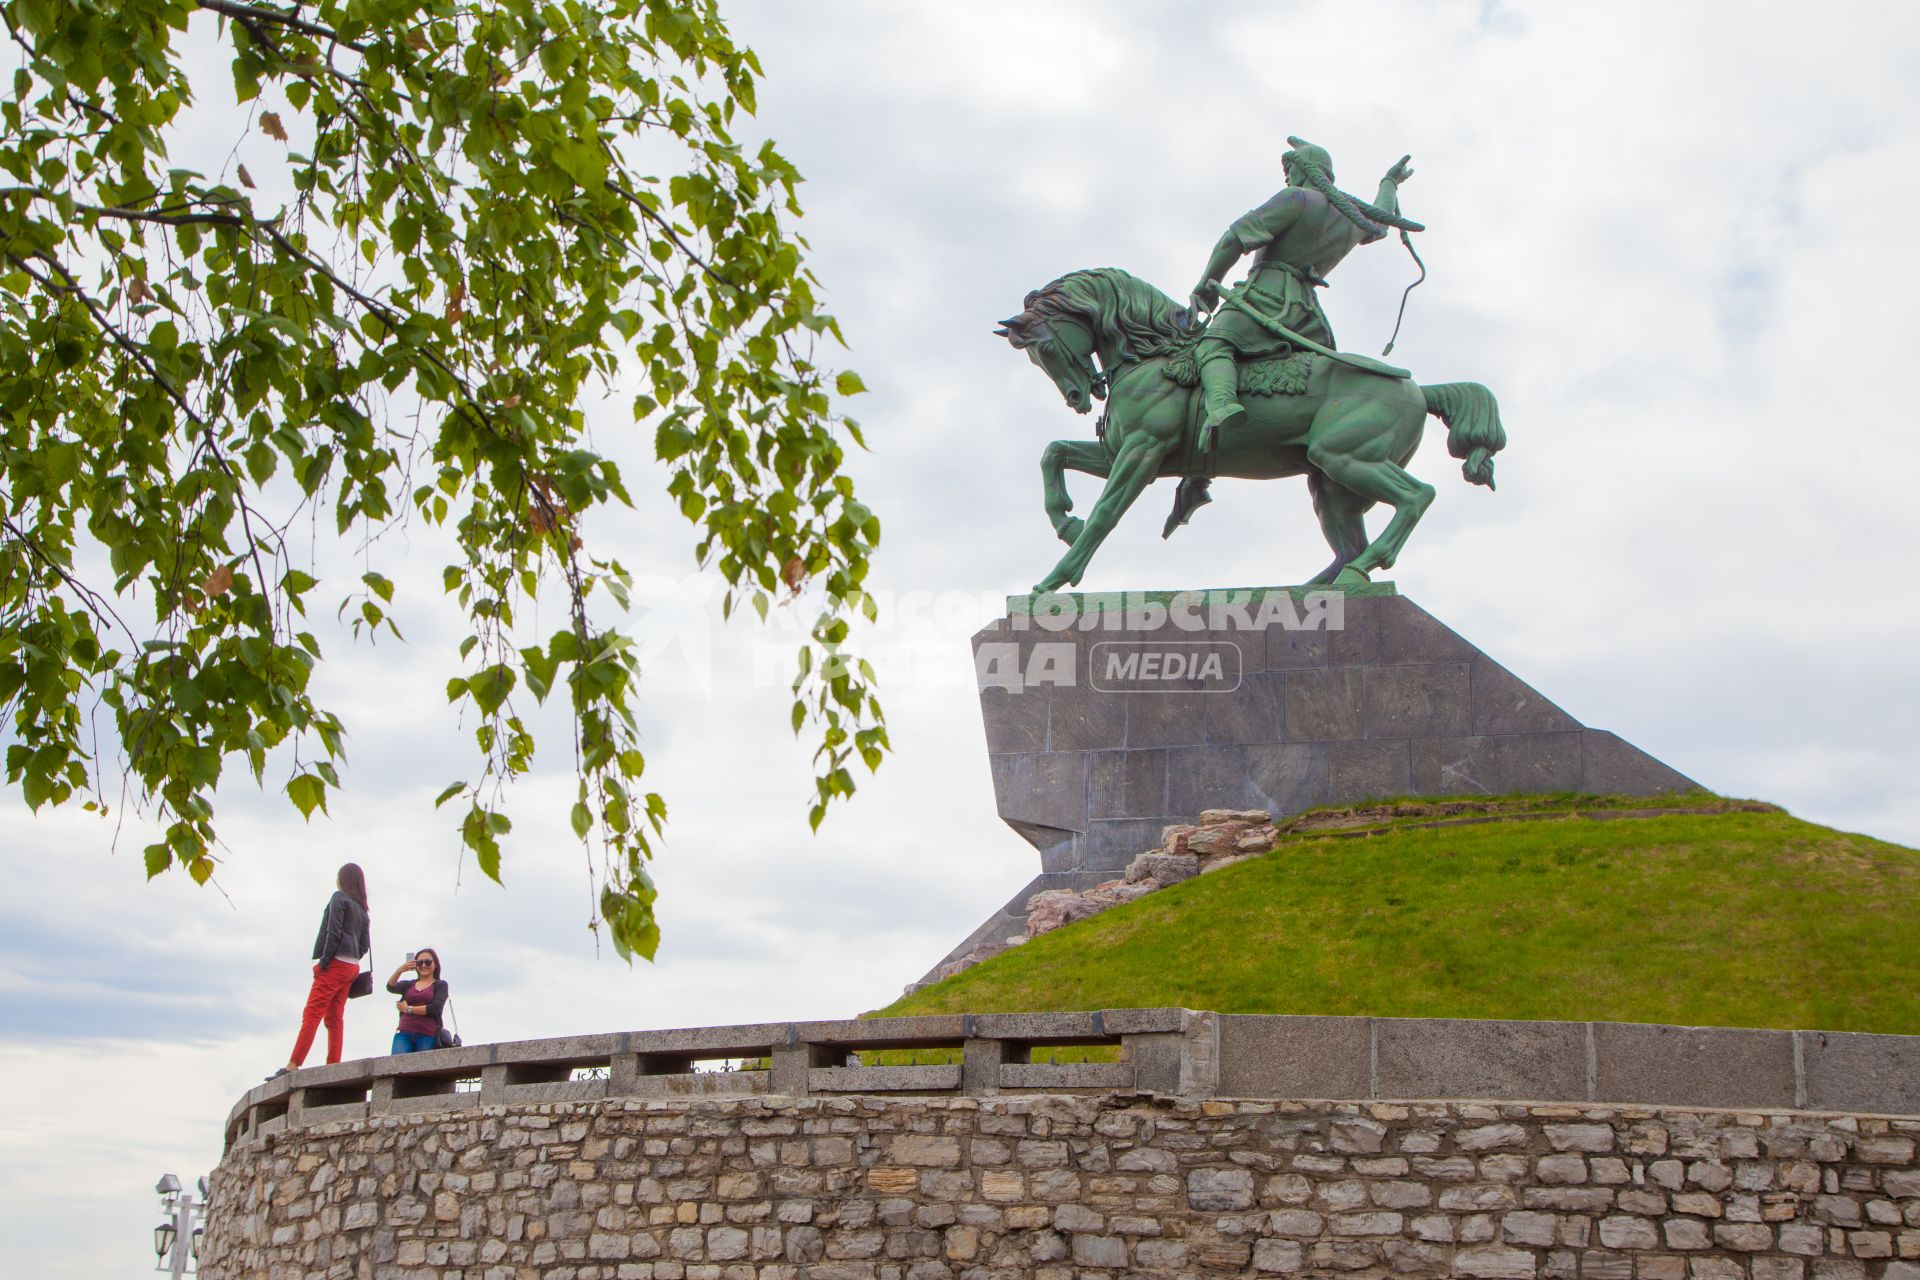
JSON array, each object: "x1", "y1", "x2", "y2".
[
  {"x1": 273, "y1": 863, "x2": 371, "y2": 1077},
  {"x1": 386, "y1": 948, "x2": 450, "y2": 1054}
]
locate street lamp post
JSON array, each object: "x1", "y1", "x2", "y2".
[{"x1": 152, "y1": 1174, "x2": 207, "y2": 1277}]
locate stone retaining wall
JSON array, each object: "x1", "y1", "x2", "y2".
[
  {"x1": 205, "y1": 1012, "x2": 1920, "y2": 1278},
  {"x1": 204, "y1": 1091, "x2": 1920, "y2": 1279}
]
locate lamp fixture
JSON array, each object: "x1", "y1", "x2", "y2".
[{"x1": 152, "y1": 1170, "x2": 205, "y2": 1275}]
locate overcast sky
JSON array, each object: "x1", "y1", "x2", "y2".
[{"x1": 4, "y1": 2, "x2": 1919, "y2": 1274}]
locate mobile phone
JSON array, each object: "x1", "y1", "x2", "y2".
[{"x1": 405, "y1": 951, "x2": 416, "y2": 963}]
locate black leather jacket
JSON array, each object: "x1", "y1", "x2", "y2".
[{"x1": 311, "y1": 890, "x2": 370, "y2": 967}]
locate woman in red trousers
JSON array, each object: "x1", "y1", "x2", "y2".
[{"x1": 271, "y1": 863, "x2": 371, "y2": 1078}]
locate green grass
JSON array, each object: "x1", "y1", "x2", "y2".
[{"x1": 877, "y1": 798, "x2": 1920, "y2": 1035}]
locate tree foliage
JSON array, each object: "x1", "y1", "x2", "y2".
[{"x1": 0, "y1": 0, "x2": 886, "y2": 959}]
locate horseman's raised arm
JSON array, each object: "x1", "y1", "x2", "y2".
[{"x1": 1376, "y1": 154, "x2": 1415, "y2": 219}]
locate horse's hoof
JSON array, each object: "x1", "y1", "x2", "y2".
[
  {"x1": 1055, "y1": 516, "x2": 1084, "y2": 545},
  {"x1": 1330, "y1": 566, "x2": 1372, "y2": 588}
]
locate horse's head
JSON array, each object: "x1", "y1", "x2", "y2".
[
  {"x1": 997, "y1": 270, "x2": 1191, "y2": 418},
  {"x1": 996, "y1": 312, "x2": 1102, "y2": 415}
]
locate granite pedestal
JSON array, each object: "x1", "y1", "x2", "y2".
[{"x1": 930, "y1": 584, "x2": 1696, "y2": 980}]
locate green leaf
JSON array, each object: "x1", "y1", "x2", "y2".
[
  {"x1": 468, "y1": 665, "x2": 515, "y2": 715},
  {"x1": 570, "y1": 802, "x2": 592, "y2": 838},
  {"x1": 434, "y1": 781, "x2": 466, "y2": 808},
  {"x1": 287, "y1": 773, "x2": 328, "y2": 820},
  {"x1": 523, "y1": 645, "x2": 560, "y2": 702},
  {"x1": 245, "y1": 441, "x2": 277, "y2": 484},
  {"x1": 552, "y1": 139, "x2": 608, "y2": 187},
  {"x1": 834, "y1": 370, "x2": 867, "y2": 396}
]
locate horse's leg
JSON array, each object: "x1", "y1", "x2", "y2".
[
  {"x1": 1035, "y1": 437, "x2": 1174, "y2": 592},
  {"x1": 1304, "y1": 471, "x2": 1373, "y2": 585},
  {"x1": 1040, "y1": 439, "x2": 1112, "y2": 545},
  {"x1": 1304, "y1": 400, "x2": 1433, "y2": 579}
]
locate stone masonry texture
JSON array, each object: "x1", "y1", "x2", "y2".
[{"x1": 204, "y1": 1093, "x2": 1920, "y2": 1280}]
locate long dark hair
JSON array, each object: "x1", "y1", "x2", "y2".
[{"x1": 336, "y1": 863, "x2": 369, "y2": 913}]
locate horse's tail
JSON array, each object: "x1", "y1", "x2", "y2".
[{"x1": 1421, "y1": 381, "x2": 1506, "y2": 490}]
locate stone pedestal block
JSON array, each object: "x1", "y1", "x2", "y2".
[{"x1": 933, "y1": 584, "x2": 1696, "y2": 981}]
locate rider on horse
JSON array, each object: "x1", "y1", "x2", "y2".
[
  {"x1": 1166, "y1": 138, "x2": 1424, "y2": 535},
  {"x1": 1190, "y1": 137, "x2": 1421, "y2": 446}
]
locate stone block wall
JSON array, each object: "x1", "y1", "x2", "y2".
[{"x1": 204, "y1": 1091, "x2": 1920, "y2": 1279}]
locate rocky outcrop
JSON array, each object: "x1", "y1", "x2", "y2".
[
  {"x1": 902, "y1": 810, "x2": 1281, "y2": 994},
  {"x1": 1020, "y1": 809, "x2": 1279, "y2": 941}
]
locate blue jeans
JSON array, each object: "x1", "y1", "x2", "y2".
[{"x1": 391, "y1": 1031, "x2": 438, "y2": 1055}]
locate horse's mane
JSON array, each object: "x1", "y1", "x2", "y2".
[{"x1": 1020, "y1": 268, "x2": 1196, "y2": 365}]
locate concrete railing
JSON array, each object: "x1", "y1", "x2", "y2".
[{"x1": 223, "y1": 1010, "x2": 1920, "y2": 1151}]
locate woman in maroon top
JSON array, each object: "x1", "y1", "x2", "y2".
[{"x1": 385, "y1": 948, "x2": 449, "y2": 1054}]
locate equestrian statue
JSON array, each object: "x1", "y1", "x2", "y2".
[{"x1": 998, "y1": 136, "x2": 1507, "y2": 594}]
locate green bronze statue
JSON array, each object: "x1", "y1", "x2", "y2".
[{"x1": 997, "y1": 137, "x2": 1508, "y2": 595}]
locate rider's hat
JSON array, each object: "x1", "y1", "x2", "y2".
[{"x1": 1283, "y1": 135, "x2": 1336, "y2": 184}]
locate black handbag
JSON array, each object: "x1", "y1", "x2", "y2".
[
  {"x1": 436, "y1": 993, "x2": 462, "y2": 1048},
  {"x1": 347, "y1": 941, "x2": 374, "y2": 999}
]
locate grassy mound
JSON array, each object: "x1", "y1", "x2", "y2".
[{"x1": 879, "y1": 795, "x2": 1920, "y2": 1035}]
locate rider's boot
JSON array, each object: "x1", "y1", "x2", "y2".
[
  {"x1": 1197, "y1": 345, "x2": 1244, "y2": 453},
  {"x1": 1163, "y1": 477, "x2": 1213, "y2": 539}
]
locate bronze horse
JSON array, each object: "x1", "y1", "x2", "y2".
[{"x1": 1000, "y1": 267, "x2": 1506, "y2": 592}]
